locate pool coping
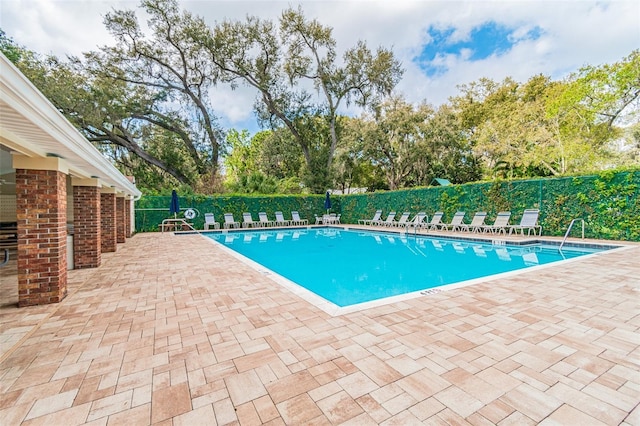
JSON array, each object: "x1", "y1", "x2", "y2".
[
  {"x1": 198, "y1": 225, "x2": 634, "y2": 316},
  {"x1": 190, "y1": 224, "x2": 623, "y2": 250}
]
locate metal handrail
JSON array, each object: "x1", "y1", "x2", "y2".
[
  {"x1": 559, "y1": 218, "x2": 584, "y2": 251},
  {"x1": 403, "y1": 223, "x2": 416, "y2": 236}
]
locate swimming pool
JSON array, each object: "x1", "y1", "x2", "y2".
[{"x1": 205, "y1": 228, "x2": 612, "y2": 309}]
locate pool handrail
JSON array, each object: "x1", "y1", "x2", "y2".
[
  {"x1": 391, "y1": 212, "x2": 411, "y2": 227},
  {"x1": 406, "y1": 212, "x2": 428, "y2": 230}
]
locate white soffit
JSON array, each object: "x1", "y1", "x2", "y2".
[{"x1": 0, "y1": 53, "x2": 141, "y2": 199}]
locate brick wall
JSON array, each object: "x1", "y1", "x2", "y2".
[
  {"x1": 116, "y1": 197, "x2": 126, "y2": 244},
  {"x1": 101, "y1": 193, "x2": 117, "y2": 253},
  {"x1": 16, "y1": 169, "x2": 67, "y2": 306},
  {"x1": 73, "y1": 185, "x2": 101, "y2": 269}
]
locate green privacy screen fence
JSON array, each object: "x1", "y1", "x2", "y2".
[
  {"x1": 340, "y1": 170, "x2": 639, "y2": 241},
  {"x1": 135, "y1": 169, "x2": 639, "y2": 241},
  {"x1": 135, "y1": 194, "x2": 340, "y2": 233}
]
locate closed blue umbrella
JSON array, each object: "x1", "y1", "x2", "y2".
[
  {"x1": 324, "y1": 191, "x2": 332, "y2": 213},
  {"x1": 169, "y1": 190, "x2": 180, "y2": 218}
]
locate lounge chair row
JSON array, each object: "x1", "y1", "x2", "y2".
[
  {"x1": 359, "y1": 209, "x2": 542, "y2": 236},
  {"x1": 204, "y1": 211, "x2": 309, "y2": 230},
  {"x1": 358, "y1": 210, "x2": 428, "y2": 228}
]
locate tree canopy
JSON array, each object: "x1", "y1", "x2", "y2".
[
  {"x1": 1, "y1": 2, "x2": 637, "y2": 195},
  {"x1": 199, "y1": 6, "x2": 403, "y2": 192}
]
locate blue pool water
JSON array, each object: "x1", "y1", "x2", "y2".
[{"x1": 205, "y1": 228, "x2": 608, "y2": 307}]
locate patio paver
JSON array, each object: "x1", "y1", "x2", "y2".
[{"x1": 1, "y1": 230, "x2": 639, "y2": 425}]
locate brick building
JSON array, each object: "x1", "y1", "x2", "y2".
[{"x1": 0, "y1": 53, "x2": 141, "y2": 307}]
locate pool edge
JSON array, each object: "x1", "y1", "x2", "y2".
[{"x1": 199, "y1": 229, "x2": 634, "y2": 317}]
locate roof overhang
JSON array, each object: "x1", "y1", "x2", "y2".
[
  {"x1": 431, "y1": 178, "x2": 452, "y2": 186},
  {"x1": 0, "y1": 52, "x2": 141, "y2": 200}
]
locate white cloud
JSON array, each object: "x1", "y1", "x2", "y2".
[
  {"x1": 210, "y1": 85, "x2": 256, "y2": 123},
  {"x1": 2, "y1": 0, "x2": 124, "y2": 56},
  {"x1": 1, "y1": 0, "x2": 637, "y2": 133}
]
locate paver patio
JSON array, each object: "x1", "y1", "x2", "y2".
[{"x1": 1, "y1": 230, "x2": 639, "y2": 425}]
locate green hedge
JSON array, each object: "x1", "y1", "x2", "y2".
[
  {"x1": 135, "y1": 193, "x2": 341, "y2": 232},
  {"x1": 135, "y1": 170, "x2": 639, "y2": 241}
]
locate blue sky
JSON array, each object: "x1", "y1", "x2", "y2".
[
  {"x1": 1, "y1": 0, "x2": 638, "y2": 135},
  {"x1": 416, "y1": 22, "x2": 544, "y2": 76}
]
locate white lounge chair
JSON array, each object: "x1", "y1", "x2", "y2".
[
  {"x1": 442, "y1": 211, "x2": 466, "y2": 231},
  {"x1": 203, "y1": 213, "x2": 220, "y2": 230},
  {"x1": 274, "y1": 211, "x2": 290, "y2": 226},
  {"x1": 481, "y1": 212, "x2": 511, "y2": 234},
  {"x1": 359, "y1": 210, "x2": 382, "y2": 226},
  {"x1": 223, "y1": 213, "x2": 240, "y2": 229},
  {"x1": 392, "y1": 212, "x2": 411, "y2": 227},
  {"x1": 457, "y1": 212, "x2": 487, "y2": 233},
  {"x1": 426, "y1": 212, "x2": 444, "y2": 230},
  {"x1": 242, "y1": 212, "x2": 259, "y2": 228},
  {"x1": 406, "y1": 212, "x2": 427, "y2": 229},
  {"x1": 379, "y1": 211, "x2": 396, "y2": 227},
  {"x1": 291, "y1": 211, "x2": 308, "y2": 225},
  {"x1": 508, "y1": 209, "x2": 542, "y2": 236},
  {"x1": 258, "y1": 212, "x2": 275, "y2": 227}
]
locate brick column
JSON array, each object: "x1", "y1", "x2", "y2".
[
  {"x1": 101, "y1": 191, "x2": 117, "y2": 253},
  {"x1": 125, "y1": 197, "x2": 132, "y2": 238},
  {"x1": 15, "y1": 158, "x2": 68, "y2": 307},
  {"x1": 72, "y1": 179, "x2": 101, "y2": 269},
  {"x1": 116, "y1": 196, "x2": 126, "y2": 244}
]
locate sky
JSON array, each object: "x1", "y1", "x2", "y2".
[{"x1": 1, "y1": 0, "x2": 639, "y2": 135}]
